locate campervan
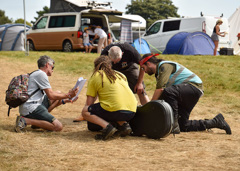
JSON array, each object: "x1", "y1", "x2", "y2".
[
  {"x1": 27, "y1": 8, "x2": 122, "y2": 52},
  {"x1": 142, "y1": 16, "x2": 230, "y2": 53}
]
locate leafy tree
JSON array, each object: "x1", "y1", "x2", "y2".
[
  {"x1": 0, "y1": 10, "x2": 12, "y2": 24},
  {"x1": 31, "y1": 6, "x2": 49, "y2": 25},
  {"x1": 15, "y1": 18, "x2": 32, "y2": 26},
  {"x1": 125, "y1": 0, "x2": 180, "y2": 28}
]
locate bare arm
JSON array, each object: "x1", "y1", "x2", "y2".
[
  {"x1": 134, "y1": 67, "x2": 145, "y2": 94},
  {"x1": 151, "y1": 88, "x2": 164, "y2": 101},
  {"x1": 44, "y1": 87, "x2": 78, "y2": 100}
]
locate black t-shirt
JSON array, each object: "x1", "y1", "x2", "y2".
[{"x1": 101, "y1": 42, "x2": 141, "y2": 71}]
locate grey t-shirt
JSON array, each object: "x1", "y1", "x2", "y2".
[{"x1": 19, "y1": 70, "x2": 51, "y2": 115}]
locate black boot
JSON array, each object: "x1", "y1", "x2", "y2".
[
  {"x1": 204, "y1": 113, "x2": 231, "y2": 134},
  {"x1": 172, "y1": 116, "x2": 180, "y2": 134}
]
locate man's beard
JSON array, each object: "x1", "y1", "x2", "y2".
[{"x1": 147, "y1": 68, "x2": 155, "y2": 76}]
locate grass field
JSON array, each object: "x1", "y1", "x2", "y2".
[{"x1": 0, "y1": 51, "x2": 240, "y2": 171}]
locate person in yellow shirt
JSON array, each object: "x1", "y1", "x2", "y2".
[{"x1": 81, "y1": 55, "x2": 138, "y2": 140}]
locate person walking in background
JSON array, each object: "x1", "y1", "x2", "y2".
[
  {"x1": 211, "y1": 19, "x2": 226, "y2": 56},
  {"x1": 90, "y1": 25, "x2": 107, "y2": 54},
  {"x1": 81, "y1": 55, "x2": 137, "y2": 140},
  {"x1": 139, "y1": 53, "x2": 231, "y2": 135},
  {"x1": 83, "y1": 27, "x2": 93, "y2": 53},
  {"x1": 15, "y1": 55, "x2": 78, "y2": 132}
]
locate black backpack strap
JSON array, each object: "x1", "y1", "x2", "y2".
[
  {"x1": 29, "y1": 88, "x2": 40, "y2": 97},
  {"x1": 8, "y1": 106, "x2": 11, "y2": 117}
]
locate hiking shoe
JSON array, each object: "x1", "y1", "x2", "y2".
[
  {"x1": 15, "y1": 116, "x2": 26, "y2": 133},
  {"x1": 95, "y1": 124, "x2": 117, "y2": 140},
  {"x1": 205, "y1": 113, "x2": 232, "y2": 135},
  {"x1": 117, "y1": 123, "x2": 132, "y2": 137}
]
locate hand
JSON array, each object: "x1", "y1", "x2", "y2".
[
  {"x1": 68, "y1": 87, "x2": 79, "y2": 98},
  {"x1": 134, "y1": 83, "x2": 144, "y2": 95}
]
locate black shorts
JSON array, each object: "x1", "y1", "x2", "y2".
[{"x1": 88, "y1": 103, "x2": 135, "y2": 122}]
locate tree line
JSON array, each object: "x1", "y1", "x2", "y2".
[{"x1": 0, "y1": 0, "x2": 179, "y2": 28}]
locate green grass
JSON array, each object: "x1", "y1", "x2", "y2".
[{"x1": 1, "y1": 51, "x2": 240, "y2": 97}]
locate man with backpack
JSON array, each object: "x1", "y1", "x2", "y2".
[{"x1": 15, "y1": 55, "x2": 78, "y2": 132}]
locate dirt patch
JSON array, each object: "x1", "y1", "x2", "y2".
[{"x1": 0, "y1": 57, "x2": 239, "y2": 171}]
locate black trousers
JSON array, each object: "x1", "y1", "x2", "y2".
[{"x1": 160, "y1": 83, "x2": 206, "y2": 132}]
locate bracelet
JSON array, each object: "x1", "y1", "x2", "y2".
[{"x1": 62, "y1": 99, "x2": 65, "y2": 105}]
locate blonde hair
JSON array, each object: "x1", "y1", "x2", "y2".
[{"x1": 216, "y1": 19, "x2": 223, "y2": 24}]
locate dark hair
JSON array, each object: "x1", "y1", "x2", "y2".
[
  {"x1": 141, "y1": 53, "x2": 164, "y2": 65},
  {"x1": 92, "y1": 55, "x2": 126, "y2": 87},
  {"x1": 37, "y1": 55, "x2": 54, "y2": 68}
]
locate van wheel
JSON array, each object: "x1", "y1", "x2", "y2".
[
  {"x1": 63, "y1": 41, "x2": 73, "y2": 52},
  {"x1": 28, "y1": 40, "x2": 35, "y2": 51}
]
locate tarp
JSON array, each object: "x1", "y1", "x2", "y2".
[
  {"x1": 163, "y1": 32, "x2": 217, "y2": 55},
  {"x1": 0, "y1": 24, "x2": 30, "y2": 51},
  {"x1": 228, "y1": 6, "x2": 240, "y2": 55},
  {"x1": 120, "y1": 19, "x2": 132, "y2": 43},
  {"x1": 132, "y1": 38, "x2": 151, "y2": 55}
]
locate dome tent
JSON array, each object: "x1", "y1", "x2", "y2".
[
  {"x1": 163, "y1": 32, "x2": 217, "y2": 55},
  {"x1": 132, "y1": 38, "x2": 151, "y2": 55},
  {"x1": 0, "y1": 24, "x2": 30, "y2": 51}
]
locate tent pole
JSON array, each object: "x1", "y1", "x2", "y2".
[
  {"x1": 139, "y1": 21, "x2": 141, "y2": 54},
  {"x1": 23, "y1": 0, "x2": 28, "y2": 56}
]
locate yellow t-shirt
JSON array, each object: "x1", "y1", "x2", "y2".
[{"x1": 87, "y1": 70, "x2": 137, "y2": 112}]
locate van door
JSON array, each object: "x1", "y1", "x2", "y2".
[
  {"x1": 143, "y1": 20, "x2": 181, "y2": 53},
  {"x1": 47, "y1": 15, "x2": 77, "y2": 50},
  {"x1": 143, "y1": 21, "x2": 162, "y2": 53},
  {"x1": 27, "y1": 16, "x2": 48, "y2": 50}
]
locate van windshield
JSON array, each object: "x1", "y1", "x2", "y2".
[
  {"x1": 146, "y1": 22, "x2": 161, "y2": 36},
  {"x1": 35, "y1": 17, "x2": 48, "y2": 29}
]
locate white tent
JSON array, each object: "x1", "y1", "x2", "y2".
[
  {"x1": 0, "y1": 24, "x2": 30, "y2": 51},
  {"x1": 228, "y1": 6, "x2": 240, "y2": 55}
]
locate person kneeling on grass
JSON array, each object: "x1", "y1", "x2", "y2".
[
  {"x1": 15, "y1": 55, "x2": 78, "y2": 132},
  {"x1": 81, "y1": 55, "x2": 138, "y2": 140},
  {"x1": 139, "y1": 53, "x2": 231, "y2": 135}
]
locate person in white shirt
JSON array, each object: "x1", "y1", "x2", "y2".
[
  {"x1": 15, "y1": 55, "x2": 78, "y2": 132},
  {"x1": 90, "y1": 26, "x2": 107, "y2": 54}
]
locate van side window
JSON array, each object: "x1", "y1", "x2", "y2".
[
  {"x1": 146, "y1": 22, "x2": 161, "y2": 36},
  {"x1": 49, "y1": 15, "x2": 76, "y2": 28},
  {"x1": 163, "y1": 20, "x2": 180, "y2": 32},
  {"x1": 35, "y1": 17, "x2": 48, "y2": 29}
]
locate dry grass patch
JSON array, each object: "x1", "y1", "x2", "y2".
[{"x1": 0, "y1": 53, "x2": 240, "y2": 171}]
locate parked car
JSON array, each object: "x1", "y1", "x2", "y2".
[
  {"x1": 27, "y1": 8, "x2": 121, "y2": 52},
  {"x1": 142, "y1": 16, "x2": 230, "y2": 53}
]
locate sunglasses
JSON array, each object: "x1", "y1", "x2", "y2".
[{"x1": 48, "y1": 63, "x2": 55, "y2": 70}]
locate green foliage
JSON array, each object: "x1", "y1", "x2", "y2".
[
  {"x1": 31, "y1": 6, "x2": 50, "y2": 25},
  {"x1": 0, "y1": 10, "x2": 12, "y2": 24},
  {"x1": 126, "y1": 0, "x2": 179, "y2": 27},
  {"x1": 14, "y1": 18, "x2": 32, "y2": 26}
]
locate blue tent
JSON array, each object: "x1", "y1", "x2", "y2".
[
  {"x1": 132, "y1": 38, "x2": 151, "y2": 54},
  {"x1": 163, "y1": 32, "x2": 217, "y2": 55},
  {"x1": 0, "y1": 24, "x2": 30, "y2": 51}
]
